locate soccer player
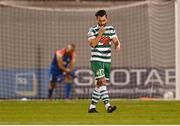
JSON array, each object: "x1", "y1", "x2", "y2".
[
  {"x1": 48, "y1": 43, "x2": 76, "y2": 99},
  {"x1": 87, "y1": 10, "x2": 121, "y2": 113}
]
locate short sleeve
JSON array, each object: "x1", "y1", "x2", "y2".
[
  {"x1": 110, "y1": 27, "x2": 117, "y2": 39},
  {"x1": 88, "y1": 28, "x2": 96, "y2": 40},
  {"x1": 56, "y1": 48, "x2": 66, "y2": 56}
]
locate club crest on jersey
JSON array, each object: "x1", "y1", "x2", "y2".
[{"x1": 100, "y1": 36, "x2": 110, "y2": 46}]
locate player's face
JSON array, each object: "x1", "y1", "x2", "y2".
[{"x1": 97, "y1": 15, "x2": 107, "y2": 27}]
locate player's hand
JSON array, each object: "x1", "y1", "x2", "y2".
[
  {"x1": 115, "y1": 43, "x2": 120, "y2": 51},
  {"x1": 99, "y1": 26, "x2": 106, "y2": 35},
  {"x1": 65, "y1": 68, "x2": 71, "y2": 74},
  {"x1": 65, "y1": 75, "x2": 73, "y2": 83}
]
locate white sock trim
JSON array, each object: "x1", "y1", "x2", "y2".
[{"x1": 105, "y1": 103, "x2": 111, "y2": 110}]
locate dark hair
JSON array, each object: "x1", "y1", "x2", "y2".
[{"x1": 95, "y1": 10, "x2": 107, "y2": 17}]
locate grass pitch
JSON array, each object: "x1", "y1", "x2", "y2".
[{"x1": 0, "y1": 99, "x2": 180, "y2": 125}]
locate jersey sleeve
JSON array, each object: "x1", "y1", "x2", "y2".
[
  {"x1": 88, "y1": 28, "x2": 96, "y2": 40},
  {"x1": 110, "y1": 26, "x2": 117, "y2": 39},
  {"x1": 56, "y1": 48, "x2": 66, "y2": 57}
]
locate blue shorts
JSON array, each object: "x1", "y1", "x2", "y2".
[
  {"x1": 49, "y1": 73, "x2": 65, "y2": 83},
  {"x1": 49, "y1": 71, "x2": 76, "y2": 84}
]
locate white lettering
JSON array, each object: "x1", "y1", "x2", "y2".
[
  {"x1": 145, "y1": 69, "x2": 163, "y2": 86},
  {"x1": 74, "y1": 69, "x2": 93, "y2": 86},
  {"x1": 165, "y1": 69, "x2": 175, "y2": 85},
  {"x1": 130, "y1": 69, "x2": 147, "y2": 85},
  {"x1": 110, "y1": 69, "x2": 130, "y2": 86},
  {"x1": 74, "y1": 68, "x2": 175, "y2": 87}
]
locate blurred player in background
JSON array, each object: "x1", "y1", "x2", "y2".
[
  {"x1": 48, "y1": 43, "x2": 76, "y2": 99},
  {"x1": 87, "y1": 10, "x2": 121, "y2": 113}
]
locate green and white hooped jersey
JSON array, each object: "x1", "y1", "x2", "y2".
[{"x1": 88, "y1": 25, "x2": 117, "y2": 63}]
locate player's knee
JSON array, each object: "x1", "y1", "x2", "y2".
[
  {"x1": 96, "y1": 80, "x2": 101, "y2": 87},
  {"x1": 96, "y1": 77, "x2": 106, "y2": 87},
  {"x1": 101, "y1": 77, "x2": 106, "y2": 86},
  {"x1": 49, "y1": 83, "x2": 56, "y2": 89}
]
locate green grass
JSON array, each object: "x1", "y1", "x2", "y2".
[{"x1": 0, "y1": 99, "x2": 180, "y2": 124}]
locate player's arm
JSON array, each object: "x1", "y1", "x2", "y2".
[
  {"x1": 88, "y1": 26, "x2": 105, "y2": 48},
  {"x1": 56, "y1": 51, "x2": 70, "y2": 73},
  {"x1": 112, "y1": 36, "x2": 121, "y2": 51},
  {"x1": 65, "y1": 52, "x2": 76, "y2": 81},
  {"x1": 111, "y1": 27, "x2": 121, "y2": 51},
  {"x1": 69, "y1": 52, "x2": 76, "y2": 72}
]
